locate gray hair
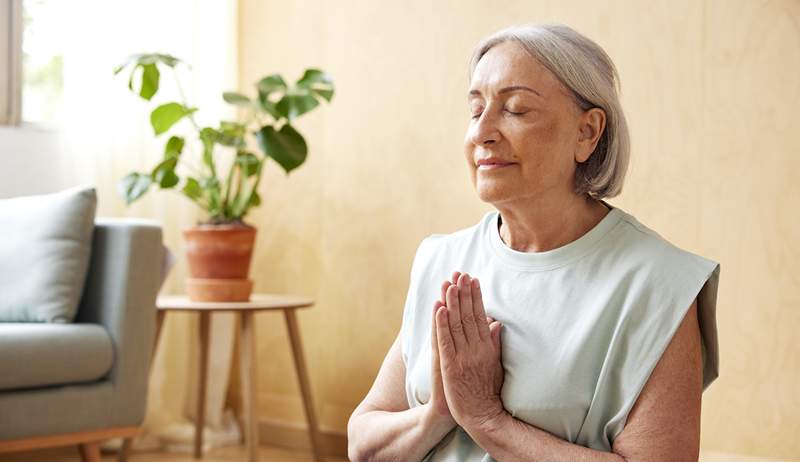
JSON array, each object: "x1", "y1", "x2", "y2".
[{"x1": 469, "y1": 23, "x2": 630, "y2": 199}]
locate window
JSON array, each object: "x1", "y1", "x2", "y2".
[
  {"x1": 20, "y1": 0, "x2": 64, "y2": 125},
  {"x1": 1, "y1": 0, "x2": 65, "y2": 127}
]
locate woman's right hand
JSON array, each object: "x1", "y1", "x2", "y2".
[{"x1": 427, "y1": 271, "x2": 495, "y2": 428}]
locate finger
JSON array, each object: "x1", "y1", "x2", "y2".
[
  {"x1": 457, "y1": 273, "x2": 480, "y2": 344},
  {"x1": 432, "y1": 301, "x2": 442, "y2": 370},
  {"x1": 471, "y1": 278, "x2": 490, "y2": 341},
  {"x1": 432, "y1": 300, "x2": 444, "y2": 348},
  {"x1": 445, "y1": 284, "x2": 466, "y2": 353},
  {"x1": 440, "y1": 280, "x2": 451, "y2": 305},
  {"x1": 435, "y1": 306, "x2": 456, "y2": 362},
  {"x1": 451, "y1": 271, "x2": 461, "y2": 285},
  {"x1": 489, "y1": 321, "x2": 503, "y2": 357}
]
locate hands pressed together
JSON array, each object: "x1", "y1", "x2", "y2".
[{"x1": 428, "y1": 271, "x2": 506, "y2": 433}]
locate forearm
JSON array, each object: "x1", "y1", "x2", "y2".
[
  {"x1": 466, "y1": 411, "x2": 625, "y2": 462},
  {"x1": 348, "y1": 404, "x2": 455, "y2": 462}
]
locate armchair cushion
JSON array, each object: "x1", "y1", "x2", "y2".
[
  {"x1": 0, "y1": 323, "x2": 113, "y2": 391},
  {"x1": 0, "y1": 186, "x2": 97, "y2": 323}
]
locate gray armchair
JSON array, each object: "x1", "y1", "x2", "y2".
[{"x1": 0, "y1": 218, "x2": 166, "y2": 461}]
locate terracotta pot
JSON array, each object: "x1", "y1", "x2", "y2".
[{"x1": 183, "y1": 223, "x2": 256, "y2": 302}]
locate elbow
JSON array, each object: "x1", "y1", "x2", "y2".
[
  {"x1": 347, "y1": 412, "x2": 372, "y2": 462},
  {"x1": 347, "y1": 435, "x2": 375, "y2": 462}
]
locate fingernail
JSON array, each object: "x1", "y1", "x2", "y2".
[{"x1": 475, "y1": 278, "x2": 480, "y2": 289}]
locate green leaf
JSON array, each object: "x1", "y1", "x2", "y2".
[
  {"x1": 115, "y1": 53, "x2": 182, "y2": 71},
  {"x1": 182, "y1": 177, "x2": 202, "y2": 201},
  {"x1": 158, "y1": 170, "x2": 179, "y2": 188},
  {"x1": 150, "y1": 103, "x2": 197, "y2": 135},
  {"x1": 257, "y1": 74, "x2": 287, "y2": 94},
  {"x1": 296, "y1": 68, "x2": 335, "y2": 102},
  {"x1": 164, "y1": 136, "x2": 184, "y2": 159},
  {"x1": 119, "y1": 172, "x2": 151, "y2": 205},
  {"x1": 223, "y1": 92, "x2": 251, "y2": 106},
  {"x1": 200, "y1": 176, "x2": 220, "y2": 189},
  {"x1": 275, "y1": 91, "x2": 320, "y2": 121},
  {"x1": 200, "y1": 127, "x2": 219, "y2": 144},
  {"x1": 151, "y1": 157, "x2": 179, "y2": 188},
  {"x1": 199, "y1": 127, "x2": 219, "y2": 174},
  {"x1": 257, "y1": 124, "x2": 308, "y2": 173},
  {"x1": 139, "y1": 63, "x2": 160, "y2": 101},
  {"x1": 152, "y1": 53, "x2": 181, "y2": 67},
  {"x1": 249, "y1": 190, "x2": 261, "y2": 207},
  {"x1": 217, "y1": 121, "x2": 247, "y2": 148},
  {"x1": 201, "y1": 176, "x2": 222, "y2": 214},
  {"x1": 257, "y1": 93, "x2": 283, "y2": 120},
  {"x1": 236, "y1": 151, "x2": 261, "y2": 176}
]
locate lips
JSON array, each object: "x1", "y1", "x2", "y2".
[{"x1": 476, "y1": 158, "x2": 516, "y2": 170}]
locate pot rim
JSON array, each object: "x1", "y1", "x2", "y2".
[{"x1": 183, "y1": 223, "x2": 257, "y2": 233}]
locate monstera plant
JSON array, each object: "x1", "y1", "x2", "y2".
[{"x1": 114, "y1": 53, "x2": 334, "y2": 301}]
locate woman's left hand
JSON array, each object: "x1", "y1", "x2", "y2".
[{"x1": 435, "y1": 272, "x2": 505, "y2": 431}]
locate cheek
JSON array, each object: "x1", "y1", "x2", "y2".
[{"x1": 512, "y1": 119, "x2": 575, "y2": 181}]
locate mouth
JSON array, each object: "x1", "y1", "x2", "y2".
[{"x1": 476, "y1": 160, "x2": 517, "y2": 171}]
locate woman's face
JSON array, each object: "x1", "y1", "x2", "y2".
[{"x1": 464, "y1": 40, "x2": 600, "y2": 206}]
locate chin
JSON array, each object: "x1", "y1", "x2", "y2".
[{"x1": 475, "y1": 183, "x2": 513, "y2": 205}]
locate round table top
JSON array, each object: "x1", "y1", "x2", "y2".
[{"x1": 156, "y1": 293, "x2": 314, "y2": 312}]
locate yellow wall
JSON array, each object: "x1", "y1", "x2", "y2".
[{"x1": 237, "y1": 0, "x2": 800, "y2": 458}]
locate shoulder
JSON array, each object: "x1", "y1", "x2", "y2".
[
  {"x1": 410, "y1": 211, "x2": 494, "y2": 268},
  {"x1": 610, "y1": 209, "x2": 720, "y2": 283}
]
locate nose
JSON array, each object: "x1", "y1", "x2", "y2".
[{"x1": 467, "y1": 111, "x2": 500, "y2": 146}]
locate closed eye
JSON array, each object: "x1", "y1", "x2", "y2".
[{"x1": 471, "y1": 109, "x2": 529, "y2": 119}]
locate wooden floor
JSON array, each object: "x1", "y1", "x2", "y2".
[
  {"x1": 0, "y1": 445, "x2": 349, "y2": 462},
  {"x1": 3, "y1": 446, "x2": 795, "y2": 462}
]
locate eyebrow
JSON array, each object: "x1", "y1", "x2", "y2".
[{"x1": 468, "y1": 85, "x2": 544, "y2": 99}]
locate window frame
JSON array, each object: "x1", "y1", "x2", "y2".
[{"x1": 1, "y1": 0, "x2": 22, "y2": 126}]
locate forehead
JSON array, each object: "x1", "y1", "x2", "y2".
[{"x1": 470, "y1": 40, "x2": 563, "y2": 99}]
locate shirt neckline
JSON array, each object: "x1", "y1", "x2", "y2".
[{"x1": 487, "y1": 200, "x2": 624, "y2": 271}]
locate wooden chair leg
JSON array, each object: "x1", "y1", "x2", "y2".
[
  {"x1": 239, "y1": 311, "x2": 259, "y2": 462},
  {"x1": 78, "y1": 442, "x2": 102, "y2": 462},
  {"x1": 284, "y1": 309, "x2": 324, "y2": 462},
  {"x1": 196, "y1": 312, "x2": 211, "y2": 458},
  {"x1": 118, "y1": 437, "x2": 133, "y2": 462}
]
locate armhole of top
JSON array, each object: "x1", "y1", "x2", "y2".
[{"x1": 608, "y1": 258, "x2": 721, "y2": 445}]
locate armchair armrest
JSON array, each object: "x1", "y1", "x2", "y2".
[{"x1": 74, "y1": 218, "x2": 167, "y2": 427}]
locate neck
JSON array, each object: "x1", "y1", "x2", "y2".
[{"x1": 496, "y1": 192, "x2": 610, "y2": 253}]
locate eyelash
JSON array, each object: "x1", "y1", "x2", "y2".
[{"x1": 471, "y1": 109, "x2": 527, "y2": 119}]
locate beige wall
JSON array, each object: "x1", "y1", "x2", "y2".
[{"x1": 237, "y1": 0, "x2": 800, "y2": 458}]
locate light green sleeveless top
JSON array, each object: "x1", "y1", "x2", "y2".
[{"x1": 400, "y1": 202, "x2": 720, "y2": 460}]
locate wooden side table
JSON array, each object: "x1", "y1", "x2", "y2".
[{"x1": 153, "y1": 294, "x2": 324, "y2": 462}]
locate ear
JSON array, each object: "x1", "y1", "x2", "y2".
[{"x1": 574, "y1": 107, "x2": 606, "y2": 163}]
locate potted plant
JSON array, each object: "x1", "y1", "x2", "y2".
[{"x1": 114, "y1": 53, "x2": 333, "y2": 301}]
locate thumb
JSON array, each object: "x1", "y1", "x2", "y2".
[{"x1": 489, "y1": 321, "x2": 502, "y2": 354}]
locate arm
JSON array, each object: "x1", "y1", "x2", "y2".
[
  {"x1": 465, "y1": 299, "x2": 703, "y2": 462},
  {"x1": 74, "y1": 218, "x2": 166, "y2": 427},
  {"x1": 347, "y1": 332, "x2": 456, "y2": 462}
]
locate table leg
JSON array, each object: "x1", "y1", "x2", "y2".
[
  {"x1": 195, "y1": 312, "x2": 211, "y2": 459},
  {"x1": 153, "y1": 310, "x2": 166, "y2": 364},
  {"x1": 239, "y1": 311, "x2": 259, "y2": 462},
  {"x1": 117, "y1": 436, "x2": 132, "y2": 462},
  {"x1": 283, "y1": 309, "x2": 324, "y2": 462}
]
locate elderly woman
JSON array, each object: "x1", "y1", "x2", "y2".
[{"x1": 348, "y1": 23, "x2": 720, "y2": 461}]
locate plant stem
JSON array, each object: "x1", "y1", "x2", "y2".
[
  {"x1": 222, "y1": 157, "x2": 236, "y2": 218},
  {"x1": 173, "y1": 68, "x2": 201, "y2": 132}
]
